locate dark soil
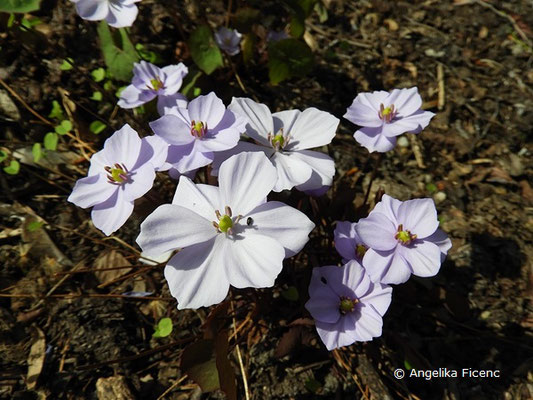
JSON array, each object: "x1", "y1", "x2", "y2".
[{"x1": 1, "y1": 0, "x2": 532, "y2": 399}]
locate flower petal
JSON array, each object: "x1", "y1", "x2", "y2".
[
  {"x1": 272, "y1": 109, "x2": 300, "y2": 135},
  {"x1": 132, "y1": 61, "x2": 161, "y2": 89},
  {"x1": 229, "y1": 97, "x2": 272, "y2": 146},
  {"x1": 121, "y1": 163, "x2": 155, "y2": 201},
  {"x1": 106, "y1": 2, "x2": 138, "y2": 28},
  {"x1": 135, "y1": 135, "x2": 169, "y2": 171},
  {"x1": 356, "y1": 213, "x2": 398, "y2": 251},
  {"x1": 157, "y1": 93, "x2": 188, "y2": 116},
  {"x1": 360, "y1": 283, "x2": 392, "y2": 316},
  {"x1": 224, "y1": 233, "x2": 285, "y2": 288},
  {"x1": 91, "y1": 189, "x2": 133, "y2": 236},
  {"x1": 354, "y1": 126, "x2": 396, "y2": 153},
  {"x1": 74, "y1": 0, "x2": 109, "y2": 20},
  {"x1": 245, "y1": 201, "x2": 314, "y2": 257},
  {"x1": 150, "y1": 114, "x2": 195, "y2": 146},
  {"x1": 397, "y1": 198, "x2": 438, "y2": 238},
  {"x1": 353, "y1": 91, "x2": 389, "y2": 111},
  {"x1": 372, "y1": 194, "x2": 401, "y2": 221},
  {"x1": 194, "y1": 110, "x2": 241, "y2": 152},
  {"x1": 315, "y1": 315, "x2": 358, "y2": 350},
  {"x1": 170, "y1": 143, "x2": 213, "y2": 174},
  {"x1": 137, "y1": 204, "x2": 217, "y2": 256},
  {"x1": 386, "y1": 87, "x2": 422, "y2": 117},
  {"x1": 342, "y1": 260, "x2": 370, "y2": 299},
  {"x1": 164, "y1": 237, "x2": 230, "y2": 309},
  {"x1": 219, "y1": 152, "x2": 277, "y2": 215},
  {"x1": 161, "y1": 63, "x2": 188, "y2": 94},
  {"x1": 101, "y1": 124, "x2": 142, "y2": 170},
  {"x1": 270, "y1": 151, "x2": 313, "y2": 192},
  {"x1": 290, "y1": 150, "x2": 335, "y2": 193},
  {"x1": 344, "y1": 100, "x2": 382, "y2": 128},
  {"x1": 284, "y1": 108, "x2": 339, "y2": 151},
  {"x1": 334, "y1": 221, "x2": 358, "y2": 261},
  {"x1": 188, "y1": 92, "x2": 226, "y2": 129},
  {"x1": 172, "y1": 176, "x2": 218, "y2": 220},
  {"x1": 362, "y1": 248, "x2": 411, "y2": 285},
  {"x1": 211, "y1": 141, "x2": 272, "y2": 176},
  {"x1": 305, "y1": 279, "x2": 341, "y2": 324},
  {"x1": 401, "y1": 241, "x2": 442, "y2": 278},
  {"x1": 117, "y1": 85, "x2": 154, "y2": 109},
  {"x1": 425, "y1": 228, "x2": 452, "y2": 262},
  {"x1": 352, "y1": 304, "x2": 383, "y2": 341},
  {"x1": 68, "y1": 173, "x2": 117, "y2": 208},
  {"x1": 379, "y1": 248, "x2": 413, "y2": 284}
]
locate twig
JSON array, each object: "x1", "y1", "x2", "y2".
[
  {"x1": 156, "y1": 374, "x2": 189, "y2": 400},
  {"x1": 0, "y1": 77, "x2": 53, "y2": 126},
  {"x1": 230, "y1": 298, "x2": 250, "y2": 400},
  {"x1": 362, "y1": 153, "x2": 383, "y2": 207},
  {"x1": 437, "y1": 63, "x2": 445, "y2": 111},
  {"x1": 0, "y1": 293, "x2": 173, "y2": 300}
]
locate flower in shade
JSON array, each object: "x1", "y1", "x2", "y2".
[
  {"x1": 214, "y1": 27, "x2": 242, "y2": 56},
  {"x1": 334, "y1": 221, "x2": 368, "y2": 264},
  {"x1": 355, "y1": 194, "x2": 452, "y2": 285},
  {"x1": 68, "y1": 124, "x2": 167, "y2": 236},
  {"x1": 305, "y1": 260, "x2": 392, "y2": 350},
  {"x1": 212, "y1": 97, "x2": 339, "y2": 195},
  {"x1": 69, "y1": 0, "x2": 141, "y2": 28},
  {"x1": 118, "y1": 61, "x2": 188, "y2": 115},
  {"x1": 136, "y1": 152, "x2": 315, "y2": 310},
  {"x1": 149, "y1": 92, "x2": 245, "y2": 178},
  {"x1": 344, "y1": 87, "x2": 435, "y2": 153}
]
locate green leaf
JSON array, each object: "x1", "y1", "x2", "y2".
[
  {"x1": 43, "y1": 132, "x2": 58, "y2": 151},
  {"x1": 281, "y1": 286, "x2": 299, "y2": 302},
  {"x1": 89, "y1": 120, "x2": 106, "y2": 135},
  {"x1": 181, "y1": 339, "x2": 219, "y2": 392},
  {"x1": 0, "y1": 0, "x2": 41, "y2": 13},
  {"x1": 314, "y1": 1, "x2": 328, "y2": 23},
  {"x1": 55, "y1": 120, "x2": 72, "y2": 135},
  {"x1": 115, "y1": 85, "x2": 126, "y2": 98},
  {"x1": 3, "y1": 160, "x2": 20, "y2": 175},
  {"x1": 90, "y1": 91, "x2": 103, "y2": 101},
  {"x1": 268, "y1": 39, "x2": 314, "y2": 85},
  {"x1": 232, "y1": 7, "x2": 260, "y2": 33},
  {"x1": 32, "y1": 142, "x2": 42, "y2": 162},
  {"x1": 97, "y1": 21, "x2": 139, "y2": 81},
  {"x1": 241, "y1": 33, "x2": 255, "y2": 65},
  {"x1": 290, "y1": 15, "x2": 305, "y2": 38},
  {"x1": 404, "y1": 359, "x2": 413, "y2": 370},
  {"x1": 426, "y1": 183, "x2": 437, "y2": 193},
  {"x1": 304, "y1": 378, "x2": 321, "y2": 393},
  {"x1": 27, "y1": 221, "x2": 43, "y2": 232},
  {"x1": 153, "y1": 317, "x2": 173, "y2": 338},
  {"x1": 0, "y1": 150, "x2": 7, "y2": 163},
  {"x1": 91, "y1": 67, "x2": 106, "y2": 82},
  {"x1": 104, "y1": 80, "x2": 113, "y2": 91},
  {"x1": 181, "y1": 69, "x2": 203, "y2": 98},
  {"x1": 48, "y1": 100, "x2": 64, "y2": 120},
  {"x1": 188, "y1": 25, "x2": 223, "y2": 75},
  {"x1": 193, "y1": 87, "x2": 201, "y2": 97},
  {"x1": 60, "y1": 57, "x2": 74, "y2": 71}
]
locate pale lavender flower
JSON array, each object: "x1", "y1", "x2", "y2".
[
  {"x1": 355, "y1": 194, "x2": 452, "y2": 285},
  {"x1": 214, "y1": 27, "x2": 242, "y2": 56},
  {"x1": 212, "y1": 97, "x2": 339, "y2": 194},
  {"x1": 305, "y1": 260, "x2": 392, "y2": 350},
  {"x1": 70, "y1": 0, "x2": 141, "y2": 28},
  {"x1": 149, "y1": 92, "x2": 245, "y2": 178},
  {"x1": 136, "y1": 152, "x2": 315, "y2": 309},
  {"x1": 344, "y1": 87, "x2": 435, "y2": 153},
  {"x1": 266, "y1": 30, "x2": 289, "y2": 42},
  {"x1": 68, "y1": 124, "x2": 167, "y2": 236},
  {"x1": 118, "y1": 61, "x2": 188, "y2": 115},
  {"x1": 334, "y1": 221, "x2": 368, "y2": 264}
]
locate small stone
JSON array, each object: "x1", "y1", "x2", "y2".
[
  {"x1": 433, "y1": 191, "x2": 446, "y2": 204},
  {"x1": 480, "y1": 310, "x2": 491, "y2": 320},
  {"x1": 397, "y1": 136, "x2": 409, "y2": 147}
]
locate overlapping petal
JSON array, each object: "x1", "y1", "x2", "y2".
[
  {"x1": 68, "y1": 174, "x2": 116, "y2": 209},
  {"x1": 229, "y1": 98, "x2": 272, "y2": 146},
  {"x1": 284, "y1": 108, "x2": 339, "y2": 151},
  {"x1": 91, "y1": 189, "x2": 134, "y2": 236}
]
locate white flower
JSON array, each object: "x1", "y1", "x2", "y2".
[
  {"x1": 70, "y1": 0, "x2": 141, "y2": 28},
  {"x1": 136, "y1": 152, "x2": 315, "y2": 309},
  {"x1": 212, "y1": 98, "x2": 339, "y2": 195}
]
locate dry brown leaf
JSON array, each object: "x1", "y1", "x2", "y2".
[
  {"x1": 96, "y1": 376, "x2": 135, "y2": 400},
  {"x1": 26, "y1": 327, "x2": 46, "y2": 390},
  {"x1": 93, "y1": 250, "x2": 132, "y2": 284}
]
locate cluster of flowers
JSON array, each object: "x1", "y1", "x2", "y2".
[{"x1": 68, "y1": 49, "x2": 448, "y2": 350}]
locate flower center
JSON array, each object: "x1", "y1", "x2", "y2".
[
  {"x1": 150, "y1": 78, "x2": 164, "y2": 92},
  {"x1": 395, "y1": 224, "x2": 417, "y2": 245},
  {"x1": 339, "y1": 296, "x2": 359, "y2": 315},
  {"x1": 268, "y1": 128, "x2": 290, "y2": 151},
  {"x1": 212, "y1": 206, "x2": 243, "y2": 235},
  {"x1": 105, "y1": 163, "x2": 129, "y2": 185},
  {"x1": 191, "y1": 120, "x2": 208, "y2": 138},
  {"x1": 378, "y1": 103, "x2": 397, "y2": 123},
  {"x1": 355, "y1": 244, "x2": 367, "y2": 259}
]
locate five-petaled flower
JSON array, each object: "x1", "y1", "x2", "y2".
[
  {"x1": 355, "y1": 194, "x2": 452, "y2": 285},
  {"x1": 68, "y1": 124, "x2": 167, "y2": 236},
  {"x1": 212, "y1": 97, "x2": 339, "y2": 195},
  {"x1": 305, "y1": 260, "x2": 393, "y2": 350},
  {"x1": 136, "y1": 152, "x2": 315, "y2": 309},
  {"x1": 149, "y1": 92, "x2": 245, "y2": 179},
  {"x1": 70, "y1": 0, "x2": 141, "y2": 28},
  {"x1": 214, "y1": 27, "x2": 242, "y2": 56},
  {"x1": 344, "y1": 87, "x2": 435, "y2": 153},
  {"x1": 118, "y1": 61, "x2": 188, "y2": 115}
]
